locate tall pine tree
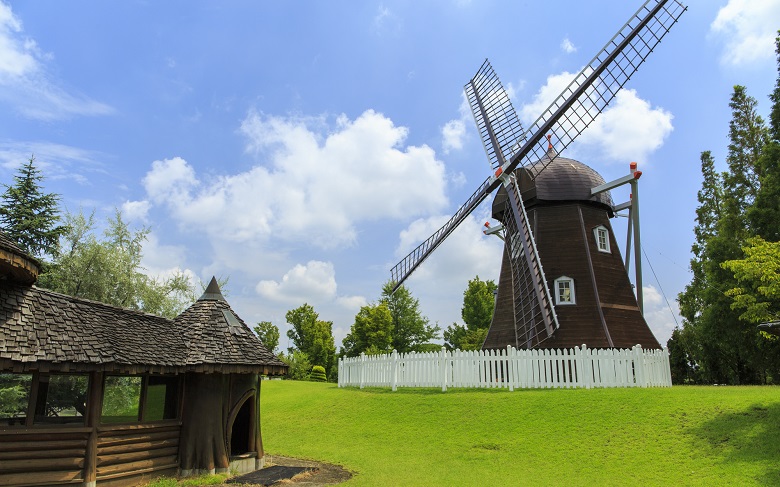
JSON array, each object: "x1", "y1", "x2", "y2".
[
  {"x1": 676, "y1": 84, "x2": 771, "y2": 384},
  {"x1": 0, "y1": 156, "x2": 67, "y2": 259}
]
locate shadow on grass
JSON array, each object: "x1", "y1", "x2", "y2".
[{"x1": 691, "y1": 402, "x2": 780, "y2": 485}]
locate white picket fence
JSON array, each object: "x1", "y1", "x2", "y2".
[{"x1": 338, "y1": 345, "x2": 671, "y2": 391}]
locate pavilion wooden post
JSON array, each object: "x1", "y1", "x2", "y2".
[{"x1": 84, "y1": 371, "x2": 103, "y2": 487}]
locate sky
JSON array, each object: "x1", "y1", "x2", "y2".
[{"x1": 1, "y1": 0, "x2": 778, "y2": 352}]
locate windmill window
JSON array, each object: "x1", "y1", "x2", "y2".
[
  {"x1": 594, "y1": 226, "x2": 611, "y2": 253},
  {"x1": 554, "y1": 276, "x2": 576, "y2": 305}
]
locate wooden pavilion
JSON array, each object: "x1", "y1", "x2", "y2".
[{"x1": 0, "y1": 233, "x2": 287, "y2": 487}]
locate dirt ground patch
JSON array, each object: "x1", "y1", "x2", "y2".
[{"x1": 226, "y1": 455, "x2": 353, "y2": 486}]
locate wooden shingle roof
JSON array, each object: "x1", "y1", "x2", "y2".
[
  {"x1": 0, "y1": 280, "x2": 287, "y2": 375},
  {"x1": 0, "y1": 233, "x2": 39, "y2": 285}
]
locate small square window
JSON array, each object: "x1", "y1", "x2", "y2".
[
  {"x1": 594, "y1": 226, "x2": 611, "y2": 253},
  {"x1": 554, "y1": 276, "x2": 576, "y2": 305}
]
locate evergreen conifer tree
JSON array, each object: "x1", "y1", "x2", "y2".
[{"x1": 0, "y1": 156, "x2": 67, "y2": 258}]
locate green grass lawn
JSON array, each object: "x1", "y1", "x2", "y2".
[{"x1": 260, "y1": 381, "x2": 780, "y2": 486}]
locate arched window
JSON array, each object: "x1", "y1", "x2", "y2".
[
  {"x1": 593, "y1": 225, "x2": 611, "y2": 253},
  {"x1": 554, "y1": 276, "x2": 576, "y2": 305}
]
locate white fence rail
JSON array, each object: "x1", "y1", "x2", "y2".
[{"x1": 338, "y1": 345, "x2": 671, "y2": 391}]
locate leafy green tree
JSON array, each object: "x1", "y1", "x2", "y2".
[
  {"x1": 722, "y1": 237, "x2": 780, "y2": 324},
  {"x1": 254, "y1": 321, "x2": 280, "y2": 354},
  {"x1": 37, "y1": 209, "x2": 194, "y2": 318},
  {"x1": 666, "y1": 326, "x2": 702, "y2": 385},
  {"x1": 0, "y1": 156, "x2": 67, "y2": 258},
  {"x1": 285, "y1": 303, "x2": 336, "y2": 376},
  {"x1": 342, "y1": 302, "x2": 393, "y2": 357},
  {"x1": 444, "y1": 276, "x2": 496, "y2": 350},
  {"x1": 381, "y1": 282, "x2": 440, "y2": 353}
]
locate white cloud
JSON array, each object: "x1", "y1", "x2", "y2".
[
  {"x1": 711, "y1": 0, "x2": 780, "y2": 67},
  {"x1": 520, "y1": 70, "x2": 578, "y2": 126},
  {"x1": 520, "y1": 71, "x2": 673, "y2": 163},
  {"x1": 121, "y1": 200, "x2": 151, "y2": 222},
  {"x1": 336, "y1": 295, "x2": 368, "y2": 310},
  {"x1": 560, "y1": 37, "x2": 577, "y2": 54},
  {"x1": 441, "y1": 119, "x2": 466, "y2": 154},
  {"x1": 372, "y1": 5, "x2": 402, "y2": 36},
  {"x1": 142, "y1": 110, "x2": 448, "y2": 248},
  {"x1": 256, "y1": 260, "x2": 338, "y2": 304},
  {"x1": 139, "y1": 232, "x2": 199, "y2": 289},
  {"x1": 641, "y1": 284, "x2": 678, "y2": 347},
  {"x1": 577, "y1": 89, "x2": 673, "y2": 162},
  {"x1": 0, "y1": 141, "x2": 103, "y2": 184},
  {"x1": 0, "y1": 1, "x2": 112, "y2": 120}
]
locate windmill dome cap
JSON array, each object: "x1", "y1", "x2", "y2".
[{"x1": 523, "y1": 151, "x2": 614, "y2": 207}]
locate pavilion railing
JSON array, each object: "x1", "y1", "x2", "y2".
[{"x1": 338, "y1": 345, "x2": 671, "y2": 391}]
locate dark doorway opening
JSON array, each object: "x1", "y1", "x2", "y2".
[{"x1": 230, "y1": 397, "x2": 252, "y2": 456}]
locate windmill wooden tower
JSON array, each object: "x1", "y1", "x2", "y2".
[{"x1": 390, "y1": 0, "x2": 686, "y2": 350}]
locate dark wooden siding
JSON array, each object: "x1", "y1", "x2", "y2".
[
  {"x1": 483, "y1": 202, "x2": 662, "y2": 351},
  {"x1": 0, "y1": 428, "x2": 89, "y2": 486},
  {"x1": 533, "y1": 204, "x2": 611, "y2": 349},
  {"x1": 483, "y1": 245, "x2": 517, "y2": 349},
  {"x1": 95, "y1": 423, "x2": 180, "y2": 486}
]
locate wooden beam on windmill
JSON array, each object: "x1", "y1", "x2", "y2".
[{"x1": 592, "y1": 161, "x2": 646, "y2": 315}]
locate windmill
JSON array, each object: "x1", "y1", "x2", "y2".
[{"x1": 390, "y1": 0, "x2": 686, "y2": 350}]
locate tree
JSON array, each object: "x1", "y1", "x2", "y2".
[
  {"x1": 722, "y1": 237, "x2": 780, "y2": 324},
  {"x1": 279, "y1": 350, "x2": 312, "y2": 381},
  {"x1": 37, "y1": 209, "x2": 195, "y2": 318},
  {"x1": 285, "y1": 304, "x2": 336, "y2": 376},
  {"x1": 444, "y1": 276, "x2": 496, "y2": 351},
  {"x1": 749, "y1": 33, "x2": 780, "y2": 241},
  {"x1": 676, "y1": 85, "x2": 775, "y2": 385},
  {"x1": 254, "y1": 321, "x2": 280, "y2": 354},
  {"x1": 0, "y1": 156, "x2": 67, "y2": 258},
  {"x1": 342, "y1": 302, "x2": 393, "y2": 357},
  {"x1": 381, "y1": 282, "x2": 440, "y2": 353}
]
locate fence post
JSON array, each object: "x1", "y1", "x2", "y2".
[
  {"x1": 359, "y1": 352, "x2": 365, "y2": 389},
  {"x1": 582, "y1": 345, "x2": 591, "y2": 389},
  {"x1": 441, "y1": 347, "x2": 448, "y2": 392},
  {"x1": 391, "y1": 350, "x2": 398, "y2": 392},
  {"x1": 633, "y1": 345, "x2": 645, "y2": 387},
  {"x1": 507, "y1": 345, "x2": 515, "y2": 392},
  {"x1": 338, "y1": 357, "x2": 343, "y2": 388}
]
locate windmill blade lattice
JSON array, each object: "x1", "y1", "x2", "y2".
[
  {"x1": 390, "y1": 175, "x2": 493, "y2": 292},
  {"x1": 502, "y1": 177, "x2": 558, "y2": 348},
  {"x1": 465, "y1": 59, "x2": 526, "y2": 171},
  {"x1": 505, "y1": 0, "x2": 686, "y2": 180}
]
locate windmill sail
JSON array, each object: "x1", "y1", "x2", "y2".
[
  {"x1": 465, "y1": 59, "x2": 526, "y2": 172},
  {"x1": 503, "y1": 0, "x2": 686, "y2": 181},
  {"x1": 502, "y1": 177, "x2": 558, "y2": 347},
  {"x1": 389, "y1": 0, "x2": 685, "y2": 294}
]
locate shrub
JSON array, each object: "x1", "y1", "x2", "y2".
[
  {"x1": 310, "y1": 365, "x2": 327, "y2": 382},
  {"x1": 280, "y1": 350, "x2": 312, "y2": 380}
]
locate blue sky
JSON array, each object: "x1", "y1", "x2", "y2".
[{"x1": 1, "y1": 0, "x2": 778, "y2": 351}]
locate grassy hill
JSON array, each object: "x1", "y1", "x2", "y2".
[{"x1": 260, "y1": 381, "x2": 780, "y2": 486}]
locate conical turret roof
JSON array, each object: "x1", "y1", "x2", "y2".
[{"x1": 175, "y1": 277, "x2": 287, "y2": 371}]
